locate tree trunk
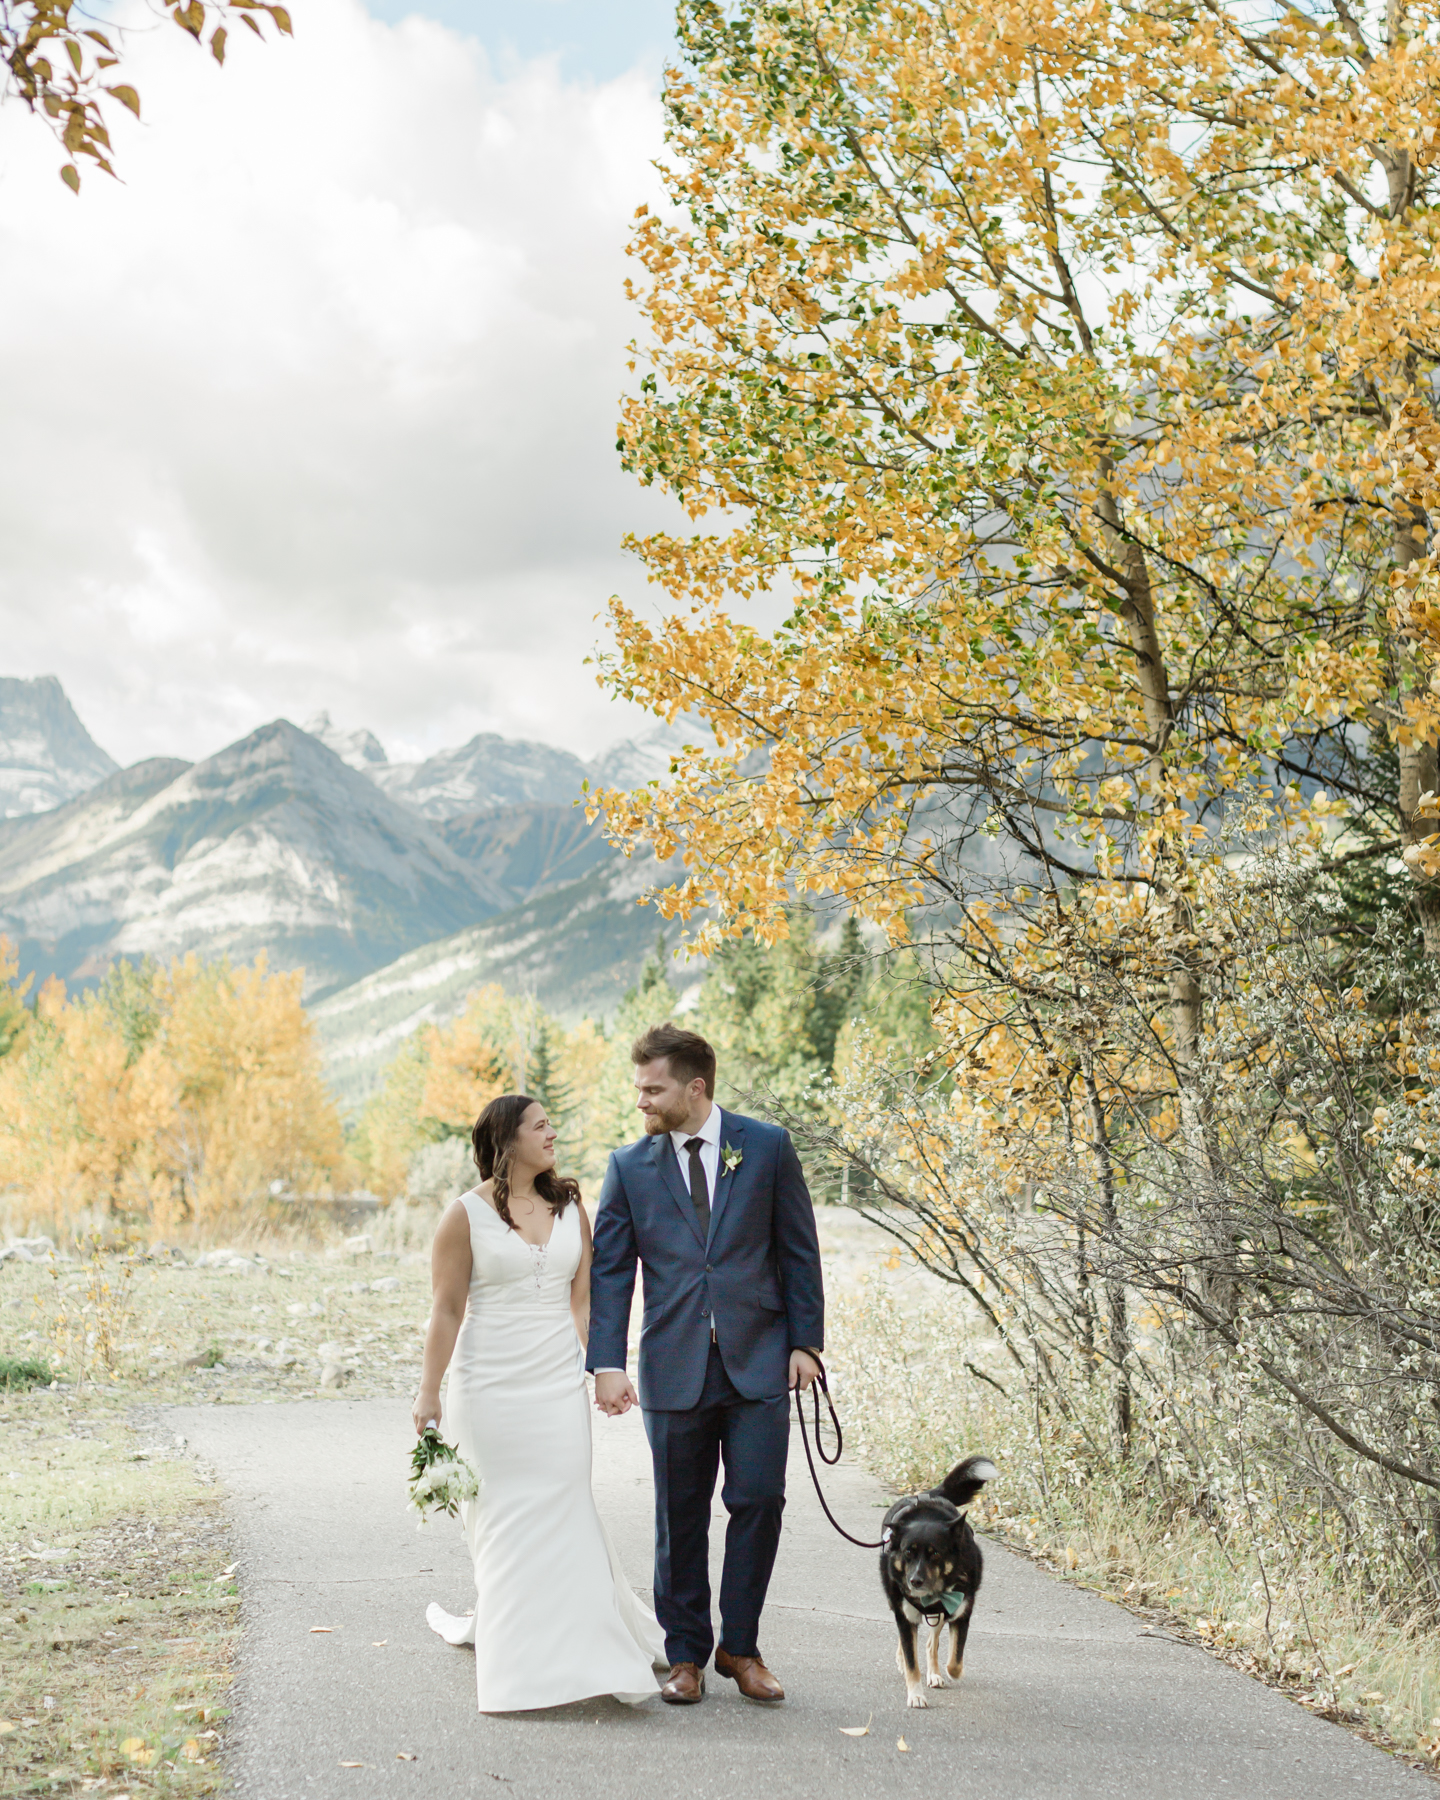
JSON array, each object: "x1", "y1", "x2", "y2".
[
  {"x1": 1394, "y1": 517, "x2": 1440, "y2": 954},
  {"x1": 1084, "y1": 1068, "x2": 1131, "y2": 1457},
  {"x1": 1379, "y1": 56, "x2": 1440, "y2": 952}
]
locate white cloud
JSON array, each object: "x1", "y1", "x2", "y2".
[{"x1": 0, "y1": 0, "x2": 687, "y2": 766}]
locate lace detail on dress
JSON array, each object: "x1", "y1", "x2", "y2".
[{"x1": 526, "y1": 1238, "x2": 549, "y2": 1292}]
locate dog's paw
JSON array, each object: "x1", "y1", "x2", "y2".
[
  {"x1": 926, "y1": 1670, "x2": 949, "y2": 1688},
  {"x1": 946, "y1": 1660, "x2": 965, "y2": 1681},
  {"x1": 906, "y1": 1690, "x2": 930, "y2": 1709}
]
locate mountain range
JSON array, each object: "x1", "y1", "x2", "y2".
[
  {"x1": 303, "y1": 708, "x2": 712, "y2": 818},
  {"x1": 0, "y1": 677, "x2": 705, "y2": 1091}
]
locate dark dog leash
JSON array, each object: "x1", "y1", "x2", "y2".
[{"x1": 793, "y1": 1356, "x2": 885, "y2": 1550}]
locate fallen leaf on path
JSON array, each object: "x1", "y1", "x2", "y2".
[
  {"x1": 0, "y1": 1722, "x2": 14, "y2": 1736},
  {"x1": 339, "y1": 1761, "x2": 364, "y2": 1768},
  {"x1": 396, "y1": 1752, "x2": 418, "y2": 1761},
  {"x1": 838, "y1": 1715, "x2": 871, "y2": 1737},
  {"x1": 372, "y1": 1640, "x2": 388, "y2": 1647},
  {"x1": 310, "y1": 1627, "x2": 333, "y2": 1634},
  {"x1": 897, "y1": 1737, "x2": 909, "y2": 1751}
]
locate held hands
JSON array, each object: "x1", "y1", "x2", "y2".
[
  {"x1": 593, "y1": 1356, "x2": 817, "y2": 1412},
  {"x1": 593, "y1": 1371, "x2": 638, "y2": 1417},
  {"x1": 412, "y1": 1390, "x2": 442, "y2": 1436}
]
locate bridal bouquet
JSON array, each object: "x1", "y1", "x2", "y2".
[{"x1": 407, "y1": 1424, "x2": 479, "y2": 1526}]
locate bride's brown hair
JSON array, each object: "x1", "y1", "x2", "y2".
[{"x1": 471, "y1": 1093, "x2": 581, "y2": 1230}]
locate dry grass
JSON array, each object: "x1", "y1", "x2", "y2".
[{"x1": 4, "y1": 1236, "x2": 434, "y2": 1405}]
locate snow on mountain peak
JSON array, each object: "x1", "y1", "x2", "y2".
[
  {"x1": 585, "y1": 714, "x2": 718, "y2": 793},
  {"x1": 303, "y1": 710, "x2": 389, "y2": 771},
  {"x1": 0, "y1": 675, "x2": 118, "y2": 818}
]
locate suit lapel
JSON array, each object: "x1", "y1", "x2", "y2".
[
  {"x1": 706, "y1": 1111, "x2": 746, "y2": 1245},
  {"x1": 651, "y1": 1131, "x2": 706, "y2": 1247}
]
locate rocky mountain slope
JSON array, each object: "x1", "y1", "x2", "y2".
[
  {"x1": 311, "y1": 850, "x2": 703, "y2": 1107},
  {"x1": 0, "y1": 721, "x2": 506, "y2": 997},
  {"x1": 0, "y1": 675, "x2": 118, "y2": 817},
  {"x1": 438, "y1": 803, "x2": 612, "y2": 897}
]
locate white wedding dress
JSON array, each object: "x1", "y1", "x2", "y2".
[{"x1": 425, "y1": 1191, "x2": 664, "y2": 1711}]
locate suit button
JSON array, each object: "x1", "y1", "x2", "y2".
[
  {"x1": 700, "y1": 1305, "x2": 710, "y2": 1317},
  {"x1": 705, "y1": 1263, "x2": 713, "y2": 1272}
]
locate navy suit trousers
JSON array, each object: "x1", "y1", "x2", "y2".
[{"x1": 643, "y1": 1341, "x2": 790, "y2": 1666}]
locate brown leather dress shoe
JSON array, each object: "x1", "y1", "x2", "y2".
[
  {"x1": 660, "y1": 1662, "x2": 706, "y2": 1705},
  {"x1": 714, "y1": 1647, "x2": 785, "y2": 1703}
]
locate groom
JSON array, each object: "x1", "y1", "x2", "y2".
[{"x1": 588, "y1": 1022, "x2": 825, "y2": 1706}]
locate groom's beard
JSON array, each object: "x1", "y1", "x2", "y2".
[{"x1": 642, "y1": 1101, "x2": 691, "y2": 1135}]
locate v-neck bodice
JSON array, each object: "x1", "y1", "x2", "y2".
[{"x1": 461, "y1": 1190, "x2": 580, "y2": 1311}]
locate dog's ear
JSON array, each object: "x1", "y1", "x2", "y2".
[
  {"x1": 880, "y1": 1495, "x2": 921, "y2": 1552},
  {"x1": 936, "y1": 1454, "x2": 997, "y2": 1509},
  {"x1": 882, "y1": 1496, "x2": 922, "y2": 1532}
]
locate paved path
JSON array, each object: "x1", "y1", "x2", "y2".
[{"x1": 165, "y1": 1397, "x2": 1423, "y2": 1800}]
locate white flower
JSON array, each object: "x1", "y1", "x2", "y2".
[{"x1": 406, "y1": 1431, "x2": 479, "y2": 1523}]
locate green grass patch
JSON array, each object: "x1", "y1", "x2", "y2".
[{"x1": 0, "y1": 1355, "x2": 51, "y2": 1391}]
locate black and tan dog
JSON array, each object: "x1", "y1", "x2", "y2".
[{"x1": 879, "y1": 1453, "x2": 996, "y2": 1707}]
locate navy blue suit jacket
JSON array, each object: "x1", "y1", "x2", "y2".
[{"x1": 586, "y1": 1109, "x2": 825, "y2": 1410}]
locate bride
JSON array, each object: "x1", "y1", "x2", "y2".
[{"x1": 413, "y1": 1093, "x2": 663, "y2": 1710}]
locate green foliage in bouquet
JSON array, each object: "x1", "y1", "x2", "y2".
[{"x1": 407, "y1": 1424, "x2": 479, "y2": 1525}]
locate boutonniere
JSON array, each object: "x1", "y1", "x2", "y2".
[{"x1": 722, "y1": 1143, "x2": 743, "y2": 1175}]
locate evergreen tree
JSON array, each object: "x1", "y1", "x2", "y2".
[
  {"x1": 588, "y1": 940, "x2": 679, "y2": 1156},
  {"x1": 696, "y1": 907, "x2": 944, "y2": 1124},
  {"x1": 699, "y1": 909, "x2": 826, "y2": 1111},
  {"x1": 808, "y1": 913, "x2": 869, "y2": 1074},
  {"x1": 1318, "y1": 743, "x2": 1436, "y2": 1016},
  {"x1": 528, "y1": 1016, "x2": 581, "y2": 1159}
]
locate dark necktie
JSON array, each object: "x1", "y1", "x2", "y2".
[{"x1": 684, "y1": 1136, "x2": 710, "y2": 1238}]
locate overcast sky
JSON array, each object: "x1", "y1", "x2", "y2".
[{"x1": 0, "y1": 0, "x2": 705, "y2": 768}]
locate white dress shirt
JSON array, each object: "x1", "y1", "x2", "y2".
[
  {"x1": 671, "y1": 1101, "x2": 722, "y2": 1204},
  {"x1": 594, "y1": 1104, "x2": 723, "y2": 1375}
]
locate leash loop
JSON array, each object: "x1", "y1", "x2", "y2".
[{"x1": 793, "y1": 1355, "x2": 885, "y2": 1550}]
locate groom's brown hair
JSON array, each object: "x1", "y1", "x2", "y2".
[{"x1": 632, "y1": 1022, "x2": 716, "y2": 1098}]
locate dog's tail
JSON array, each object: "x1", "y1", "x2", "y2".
[{"x1": 934, "y1": 1454, "x2": 998, "y2": 1508}]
